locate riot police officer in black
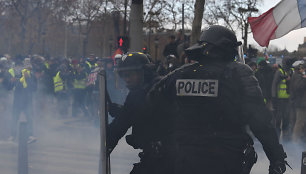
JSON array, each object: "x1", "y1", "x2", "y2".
[
  {"x1": 107, "y1": 52, "x2": 165, "y2": 174},
  {"x1": 148, "y1": 25, "x2": 288, "y2": 174}
]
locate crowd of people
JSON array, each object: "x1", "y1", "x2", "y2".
[
  {"x1": 0, "y1": 35, "x2": 305, "y2": 146},
  {"x1": 0, "y1": 53, "x2": 128, "y2": 143},
  {"x1": 247, "y1": 57, "x2": 306, "y2": 144}
]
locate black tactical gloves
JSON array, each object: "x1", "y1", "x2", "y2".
[
  {"x1": 109, "y1": 103, "x2": 123, "y2": 118},
  {"x1": 269, "y1": 160, "x2": 286, "y2": 174}
]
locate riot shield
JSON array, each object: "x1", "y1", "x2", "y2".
[{"x1": 99, "y1": 69, "x2": 111, "y2": 174}]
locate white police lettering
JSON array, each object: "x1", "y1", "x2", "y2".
[{"x1": 176, "y1": 79, "x2": 218, "y2": 97}]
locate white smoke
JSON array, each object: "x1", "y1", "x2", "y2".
[{"x1": 251, "y1": 141, "x2": 304, "y2": 174}]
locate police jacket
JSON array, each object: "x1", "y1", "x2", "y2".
[
  {"x1": 148, "y1": 60, "x2": 286, "y2": 163},
  {"x1": 108, "y1": 72, "x2": 161, "y2": 151}
]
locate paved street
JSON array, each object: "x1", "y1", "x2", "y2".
[
  {"x1": 251, "y1": 141, "x2": 302, "y2": 174},
  {"x1": 0, "y1": 116, "x2": 303, "y2": 174},
  {"x1": 0, "y1": 117, "x2": 138, "y2": 174}
]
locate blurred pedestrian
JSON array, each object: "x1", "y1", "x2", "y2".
[
  {"x1": 43, "y1": 57, "x2": 58, "y2": 96},
  {"x1": 31, "y1": 56, "x2": 50, "y2": 119},
  {"x1": 53, "y1": 64, "x2": 71, "y2": 118},
  {"x1": 271, "y1": 57, "x2": 294, "y2": 141},
  {"x1": 86, "y1": 57, "x2": 103, "y2": 121},
  {"x1": 9, "y1": 57, "x2": 37, "y2": 143},
  {"x1": 85, "y1": 54, "x2": 98, "y2": 73},
  {"x1": 0, "y1": 58, "x2": 13, "y2": 139},
  {"x1": 163, "y1": 35, "x2": 179, "y2": 59},
  {"x1": 71, "y1": 60, "x2": 89, "y2": 117},
  {"x1": 290, "y1": 61, "x2": 306, "y2": 143},
  {"x1": 255, "y1": 60, "x2": 274, "y2": 109}
]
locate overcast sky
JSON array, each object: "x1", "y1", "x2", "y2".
[{"x1": 247, "y1": 0, "x2": 306, "y2": 52}]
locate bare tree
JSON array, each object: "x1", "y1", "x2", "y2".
[
  {"x1": 190, "y1": 0, "x2": 205, "y2": 45},
  {"x1": 0, "y1": 0, "x2": 211, "y2": 58},
  {"x1": 163, "y1": 0, "x2": 195, "y2": 31},
  {"x1": 51, "y1": 0, "x2": 79, "y2": 57},
  {"x1": 72, "y1": 0, "x2": 104, "y2": 57},
  {"x1": 111, "y1": 0, "x2": 196, "y2": 32},
  {"x1": 143, "y1": 0, "x2": 168, "y2": 32},
  {"x1": 7, "y1": 0, "x2": 41, "y2": 54},
  {"x1": 204, "y1": 1, "x2": 234, "y2": 30},
  {"x1": 29, "y1": 0, "x2": 64, "y2": 55},
  {"x1": 204, "y1": 0, "x2": 261, "y2": 50}
]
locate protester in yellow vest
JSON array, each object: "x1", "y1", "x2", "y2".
[
  {"x1": 53, "y1": 71, "x2": 64, "y2": 93},
  {"x1": 271, "y1": 57, "x2": 295, "y2": 141},
  {"x1": 20, "y1": 69, "x2": 31, "y2": 88},
  {"x1": 53, "y1": 64, "x2": 71, "y2": 118},
  {"x1": 9, "y1": 57, "x2": 37, "y2": 144},
  {"x1": 71, "y1": 60, "x2": 89, "y2": 117},
  {"x1": 83, "y1": 54, "x2": 98, "y2": 75}
]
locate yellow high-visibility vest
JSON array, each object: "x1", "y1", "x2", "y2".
[
  {"x1": 86, "y1": 61, "x2": 98, "y2": 69},
  {"x1": 45, "y1": 62, "x2": 49, "y2": 69},
  {"x1": 8, "y1": 68, "x2": 15, "y2": 77},
  {"x1": 277, "y1": 68, "x2": 289, "y2": 99},
  {"x1": 53, "y1": 71, "x2": 64, "y2": 93},
  {"x1": 73, "y1": 78, "x2": 86, "y2": 89},
  {"x1": 20, "y1": 69, "x2": 31, "y2": 88}
]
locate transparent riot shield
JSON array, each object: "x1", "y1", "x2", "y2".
[{"x1": 99, "y1": 68, "x2": 111, "y2": 174}]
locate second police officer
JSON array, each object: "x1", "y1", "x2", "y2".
[
  {"x1": 148, "y1": 25, "x2": 288, "y2": 174},
  {"x1": 107, "y1": 52, "x2": 168, "y2": 174}
]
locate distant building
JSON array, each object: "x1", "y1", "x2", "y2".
[{"x1": 298, "y1": 37, "x2": 306, "y2": 53}]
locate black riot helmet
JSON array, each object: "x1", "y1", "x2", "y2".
[
  {"x1": 117, "y1": 52, "x2": 150, "y2": 76},
  {"x1": 185, "y1": 25, "x2": 242, "y2": 62}
]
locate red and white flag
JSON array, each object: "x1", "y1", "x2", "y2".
[{"x1": 248, "y1": 0, "x2": 306, "y2": 47}]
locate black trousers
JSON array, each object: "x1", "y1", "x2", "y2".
[
  {"x1": 274, "y1": 98, "x2": 291, "y2": 141},
  {"x1": 55, "y1": 91, "x2": 69, "y2": 118},
  {"x1": 174, "y1": 144, "x2": 244, "y2": 174},
  {"x1": 72, "y1": 89, "x2": 89, "y2": 117},
  {"x1": 130, "y1": 152, "x2": 174, "y2": 174},
  {"x1": 11, "y1": 99, "x2": 33, "y2": 138}
]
